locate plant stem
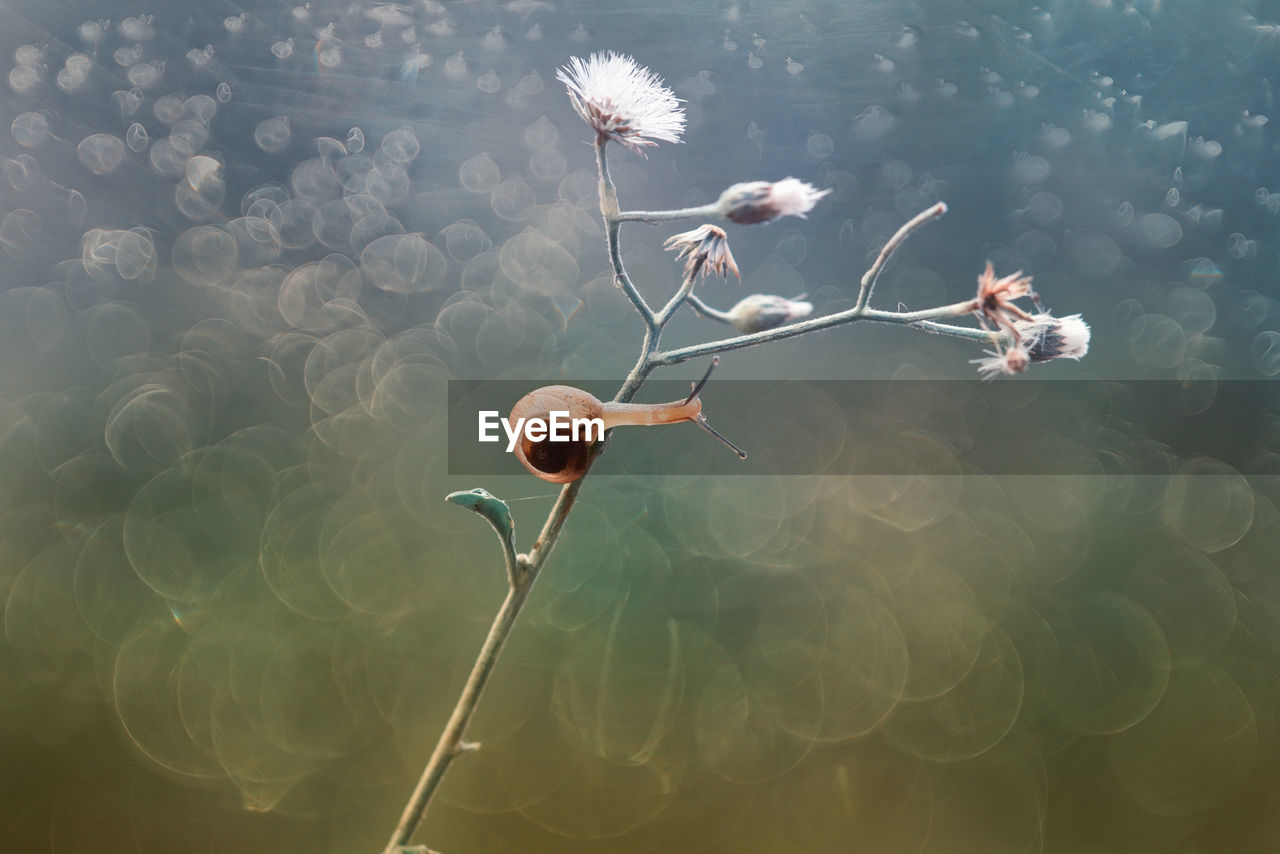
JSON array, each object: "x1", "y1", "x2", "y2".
[
  {"x1": 655, "y1": 275, "x2": 697, "y2": 327},
  {"x1": 383, "y1": 579, "x2": 529, "y2": 853},
  {"x1": 855, "y1": 201, "x2": 948, "y2": 311},
  {"x1": 685, "y1": 293, "x2": 735, "y2": 326},
  {"x1": 597, "y1": 138, "x2": 657, "y2": 332},
  {"x1": 909, "y1": 319, "x2": 998, "y2": 343},
  {"x1": 384, "y1": 140, "x2": 671, "y2": 854},
  {"x1": 386, "y1": 143, "x2": 964, "y2": 854},
  {"x1": 651, "y1": 300, "x2": 984, "y2": 366},
  {"x1": 616, "y1": 203, "x2": 721, "y2": 223}
]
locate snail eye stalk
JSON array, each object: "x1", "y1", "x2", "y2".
[
  {"x1": 694, "y1": 414, "x2": 748, "y2": 459},
  {"x1": 685, "y1": 355, "x2": 721, "y2": 404},
  {"x1": 684, "y1": 356, "x2": 747, "y2": 459}
]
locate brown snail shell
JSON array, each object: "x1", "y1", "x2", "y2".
[
  {"x1": 506, "y1": 386, "x2": 702, "y2": 483},
  {"x1": 505, "y1": 358, "x2": 746, "y2": 483}
]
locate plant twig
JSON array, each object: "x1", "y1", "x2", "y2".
[
  {"x1": 597, "y1": 138, "x2": 657, "y2": 332},
  {"x1": 685, "y1": 293, "x2": 735, "y2": 325},
  {"x1": 652, "y1": 299, "x2": 980, "y2": 366},
  {"x1": 654, "y1": 274, "x2": 698, "y2": 327},
  {"x1": 383, "y1": 572, "x2": 531, "y2": 853},
  {"x1": 383, "y1": 344, "x2": 661, "y2": 854},
  {"x1": 384, "y1": 147, "x2": 675, "y2": 854},
  {"x1": 855, "y1": 201, "x2": 948, "y2": 311},
  {"x1": 909, "y1": 319, "x2": 1000, "y2": 344},
  {"x1": 616, "y1": 203, "x2": 721, "y2": 223},
  {"x1": 387, "y1": 73, "x2": 970, "y2": 854}
]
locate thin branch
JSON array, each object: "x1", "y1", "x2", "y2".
[
  {"x1": 597, "y1": 138, "x2": 657, "y2": 331},
  {"x1": 861, "y1": 302, "x2": 975, "y2": 323},
  {"x1": 616, "y1": 203, "x2": 721, "y2": 223},
  {"x1": 685, "y1": 293, "x2": 736, "y2": 326},
  {"x1": 649, "y1": 203, "x2": 966, "y2": 366},
  {"x1": 652, "y1": 299, "x2": 975, "y2": 366},
  {"x1": 855, "y1": 201, "x2": 948, "y2": 311},
  {"x1": 910, "y1": 319, "x2": 1001, "y2": 344},
  {"x1": 385, "y1": 430, "x2": 624, "y2": 853},
  {"x1": 383, "y1": 579, "x2": 530, "y2": 853},
  {"x1": 654, "y1": 275, "x2": 697, "y2": 327},
  {"x1": 385, "y1": 139, "x2": 665, "y2": 854}
]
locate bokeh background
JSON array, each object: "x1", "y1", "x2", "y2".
[{"x1": 3, "y1": 0, "x2": 1280, "y2": 851}]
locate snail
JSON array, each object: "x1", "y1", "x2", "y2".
[{"x1": 507, "y1": 357, "x2": 746, "y2": 483}]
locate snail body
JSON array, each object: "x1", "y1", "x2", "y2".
[{"x1": 506, "y1": 359, "x2": 744, "y2": 483}]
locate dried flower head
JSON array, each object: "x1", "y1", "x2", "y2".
[
  {"x1": 555, "y1": 52, "x2": 685, "y2": 155},
  {"x1": 664, "y1": 224, "x2": 740, "y2": 283},
  {"x1": 1016, "y1": 313, "x2": 1091, "y2": 362},
  {"x1": 971, "y1": 340, "x2": 1032, "y2": 379},
  {"x1": 716, "y1": 178, "x2": 832, "y2": 224},
  {"x1": 725, "y1": 293, "x2": 814, "y2": 333},
  {"x1": 972, "y1": 261, "x2": 1037, "y2": 337}
]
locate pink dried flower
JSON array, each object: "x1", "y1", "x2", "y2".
[
  {"x1": 664, "y1": 224, "x2": 740, "y2": 283},
  {"x1": 971, "y1": 261, "x2": 1037, "y2": 338},
  {"x1": 971, "y1": 341, "x2": 1032, "y2": 379},
  {"x1": 716, "y1": 178, "x2": 832, "y2": 224},
  {"x1": 555, "y1": 52, "x2": 685, "y2": 155}
]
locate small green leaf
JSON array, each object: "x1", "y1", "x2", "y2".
[{"x1": 445, "y1": 488, "x2": 515, "y2": 546}]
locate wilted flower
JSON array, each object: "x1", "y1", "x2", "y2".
[
  {"x1": 971, "y1": 312, "x2": 1089, "y2": 378},
  {"x1": 555, "y1": 52, "x2": 685, "y2": 155},
  {"x1": 971, "y1": 340, "x2": 1032, "y2": 379},
  {"x1": 664, "y1": 224, "x2": 739, "y2": 283},
  {"x1": 970, "y1": 261, "x2": 1036, "y2": 337},
  {"x1": 1016, "y1": 313, "x2": 1091, "y2": 362},
  {"x1": 715, "y1": 178, "x2": 831, "y2": 224},
  {"x1": 725, "y1": 293, "x2": 814, "y2": 333}
]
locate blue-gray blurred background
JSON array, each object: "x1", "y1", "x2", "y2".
[{"x1": 3, "y1": 0, "x2": 1280, "y2": 851}]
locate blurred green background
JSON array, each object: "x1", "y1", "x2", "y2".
[{"x1": 3, "y1": 0, "x2": 1280, "y2": 851}]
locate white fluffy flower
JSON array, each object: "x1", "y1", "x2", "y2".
[
  {"x1": 971, "y1": 313, "x2": 1089, "y2": 379},
  {"x1": 1016, "y1": 313, "x2": 1091, "y2": 362},
  {"x1": 715, "y1": 178, "x2": 832, "y2": 224},
  {"x1": 555, "y1": 52, "x2": 685, "y2": 155}
]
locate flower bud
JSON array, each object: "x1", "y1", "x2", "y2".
[
  {"x1": 1016, "y1": 313, "x2": 1091, "y2": 362},
  {"x1": 715, "y1": 178, "x2": 831, "y2": 225},
  {"x1": 725, "y1": 294, "x2": 814, "y2": 333}
]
